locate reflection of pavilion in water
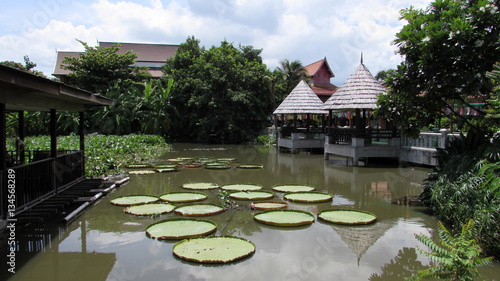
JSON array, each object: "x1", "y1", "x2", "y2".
[
  {"x1": 331, "y1": 221, "x2": 393, "y2": 264},
  {"x1": 323, "y1": 162, "x2": 427, "y2": 204},
  {"x1": 1, "y1": 218, "x2": 115, "y2": 280},
  {"x1": 275, "y1": 153, "x2": 325, "y2": 186}
]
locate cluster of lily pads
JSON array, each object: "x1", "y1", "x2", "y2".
[
  {"x1": 109, "y1": 182, "x2": 377, "y2": 264},
  {"x1": 125, "y1": 157, "x2": 264, "y2": 175}
]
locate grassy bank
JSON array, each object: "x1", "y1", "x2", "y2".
[{"x1": 8, "y1": 134, "x2": 171, "y2": 178}]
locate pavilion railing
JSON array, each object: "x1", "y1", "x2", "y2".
[
  {"x1": 327, "y1": 128, "x2": 400, "y2": 144},
  {"x1": 1, "y1": 151, "x2": 84, "y2": 217}
]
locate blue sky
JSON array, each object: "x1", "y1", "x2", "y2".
[{"x1": 0, "y1": 0, "x2": 432, "y2": 84}]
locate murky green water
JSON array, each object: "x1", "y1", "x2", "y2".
[{"x1": 5, "y1": 144, "x2": 500, "y2": 280}]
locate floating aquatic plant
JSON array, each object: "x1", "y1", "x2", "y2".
[
  {"x1": 254, "y1": 210, "x2": 314, "y2": 227},
  {"x1": 229, "y1": 191, "x2": 274, "y2": 200},
  {"x1": 110, "y1": 195, "x2": 159, "y2": 206},
  {"x1": 318, "y1": 209, "x2": 377, "y2": 225},
  {"x1": 251, "y1": 201, "x2": 287, "y2": 210},
  {"x1": 284, "y1": 192, "x2": 333, "y2": 203},
  {"x1": 172, "y1": 236, "x2": 255, "y2": 264},
  {"x1": 160, "y1": 192, "x2": 207, "y2": 203},
  {"x1": 272, "y1": 184, "x2": 315, "y2": 193},
  {"x1": 221, "y1": 184, "x2": 263, "y2": 191},
  {"x1": 146, "y1": 218, "x2": 217, "y2": 240},
  {"x1": 181, "y1": 182, "x2": 219, "y2": 190},
  {"x1": 124, "y1": 203, "x2": 176, "y2": 216},
  {"x1": 174, "y1": 204, "x2": 225, "y2": 216}
]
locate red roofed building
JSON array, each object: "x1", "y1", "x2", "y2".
[
  {"x1": 53, "y1": 42, "x2": 179, "y2": 83},
  {"x1": 304, "y1": 57, "x2": 339, "y2": 102}
]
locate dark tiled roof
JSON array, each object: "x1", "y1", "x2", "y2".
[
  {"x1": 53, "y1": 51, "x2": 83, "y2": 76},
  {"x1": 98, "y1": 42, "x2": 178, "y2": 62}
]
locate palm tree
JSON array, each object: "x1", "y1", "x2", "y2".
[{"x1": 277, "y1": 59, "x2": 307, "y2": 94}]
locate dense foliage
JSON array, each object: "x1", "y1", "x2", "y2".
[
  {"x1": 1, "y1": 55, "x2": 47, "y2": 77},
  {"x1": 7, "y1": 134, "x2": 171, "y2": 178},
  {"x1": 410, "y1": 220, "x2": 493, "y2": 281},
  {"x1": 420, "y1": 131, "x2": 500, "y2": 258},
  {"x1": 376, "y1": 0, "x2": 500, "y2": 137},
  {"x1": 163, "y1": 36, "x2": 273, "y2": 143}
]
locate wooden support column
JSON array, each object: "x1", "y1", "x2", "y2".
[
  {"x1": 18, "y1": 111, "x2": 25, "y2": 164},
  {"x1": 1, "y1": 103, "x2": 6, "y2": 171},
  {"x1": 50, "y1": 109, "x2": 57, "y2": 158},
  {"x1": 79, "y1": 111, "x2": 85, "y2": 151}
]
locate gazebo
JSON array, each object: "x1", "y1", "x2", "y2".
[
  {"x1": 0, "y1": 65, "x2": 113, "y2": 223},
  {"x1": 273, "y1": 80, "x2": 328, "y2": 153},
  {"x1": 322, "y1": 58, "x2": 401, "y2": 165}
]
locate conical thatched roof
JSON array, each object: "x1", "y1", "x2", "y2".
[
  {"x1": 273, "y1": 80, "x2": 327, "y2": 115},
  {"x1": 322, "y1": 63, "x2": 386, "y2": 111}
]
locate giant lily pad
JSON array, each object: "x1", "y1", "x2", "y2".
[
  {"x1": 174, "y1": 204, "x2": 224, "y2": 216},
  {"x1": 173, "y1": 236, "x2": 255, "y2": 264},
  {"x1": 318, "y1": 209, "x2": 377, "y2": 225},
  {"x1": 237, "y1": 164, "x2": 263, "y2": 169},
  {"x1": 251, "y1": 201, "x2": 287, "y2": 210},
  {"x1": 254, "y1": 210, "x2": 314, "y2": 227},
  {"x1": 110, "y1": 195, "x2": 159, "y2": 206},
  {"x1": 160, "y1": 192, "x2": 207, "y2": 203},
  {"x1": 155, "y1": 168, "x2": 180, "y2": 173},
  {"x1": 146, "y1": 218, "x2": 217, "y2": 240},
  {"x1": 284, "y1": 192, "x2": 333, "y2": 203},
  {"x1": 124, "y1": 203, "x2": 176, "y2": 216},
  {"x1": 182, "y1": 182, "x2": 219, "y2": 190},
  {"x1": 125, "y1": 163, "x2": 151, "y2": 168},
  {"x1": 229, "y1": 191, "x2": 274, "y2": 200},
  {"x1": 204, "y1": 163, "x2": 231, "y2": 170},
  {"x1": 272, "y1": 184, "x2": 315, "y2": 193},
  {"x1": 128, "y1": 170, "x2": 156, "y2": 175},
  {"x1": 221, "y1": 184, "x2": 263, "y2": 191}
]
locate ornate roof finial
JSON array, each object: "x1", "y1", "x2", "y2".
[{"x1": 361, "y1": 52, "x2": 364, "y2": 64}]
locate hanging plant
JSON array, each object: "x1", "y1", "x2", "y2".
[
  {"x1": 146, "y1": 218, "x2": 217, "y2": 240},
  {"x1": 318, "y1": 209, "x2": 377, "y2": 225},
  {"x1": 272, "y1": 184, "x2": 315, "y2": 193},
  {"x1": 174, "y1": 204, "x2": 224, "y2": 216},
  {"x1": 160, "y1": 192, "x2": 207, "y2": 203},
  {"x1": 254, "y1": 210, "x2": 314, "y2": 227},
  {"x1": 181, "y1": 182, "x2": 219, "y2": 190},
  {"x1": 124, "y1": 203, "x2": 176, "y2": 216},
  {"x1": 110, "y1": 195, "x2": 159, "y2": 206},
  {"x1": 229, "y1": 191, "x2": 274, "y2": 200},
  {"x1": 284, "y1": 192, "x2": 333, "y2": 203},
  {"x1": 172, "y1": 236, "x2": 255, "y2": 264},
  {"x1": 251, "y1": 201, "x2": 288, "y2": 210},
  {"x1": 221, "y1": 184, "x2": 263, "y2": 191}
]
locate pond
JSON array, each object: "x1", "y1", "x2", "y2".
[{"x1": 4, "y1": 144, "x2": 500, "y2": 281}]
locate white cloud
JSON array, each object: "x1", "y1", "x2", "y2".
[{"x1": 0, "y1": 0, "x2": 433, "y2": 83}]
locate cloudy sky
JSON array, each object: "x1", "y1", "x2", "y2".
[{"x1": 0, "y1": 0, "x2": 432, "y2": 85}]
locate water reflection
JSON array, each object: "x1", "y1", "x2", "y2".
[{"x1": 2, "y1": 144, "x2": 499, "y2": 281}]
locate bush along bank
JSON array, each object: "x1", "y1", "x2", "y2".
[{"x1": 9, "y1": 134, "x2": 171, "y2": 178}]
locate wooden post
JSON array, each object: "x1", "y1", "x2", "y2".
[
  {"x1": 18, "y1": 111, "x2": 25, "y2": 164},
  {"x1": 50, "y1": 109, "x2": 57, "y2": 158},
  {"x1": 79, "y1": 111, "x2": 85, "y2": 176},
  {"x1": 0, "y1": 103, "x2": 6, "y2": 171}
]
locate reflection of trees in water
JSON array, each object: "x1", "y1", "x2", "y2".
[{"x1": 369, "y1": 247, "x2": 424, "y2": 281}]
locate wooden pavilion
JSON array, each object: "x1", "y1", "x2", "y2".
[
  {"x1": 273, "y1": 80, "x2": 328, "y2": 153},
  {"x1": 0, "y1": 65, "x2": 113, "y2": 222},
  {"x1": 322, "y1": 57, "x2": 401, "y2": 165}
]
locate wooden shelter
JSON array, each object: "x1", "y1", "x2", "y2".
[
  {"x1": 273, "y1": 80, "x2": 328, "y2": 152},
  {"x1": 0, "y1": 65, "x2": 113, "y2": 221},
  {"x1": 322, "y1": 57, "x2": 400, "y2": 164}
]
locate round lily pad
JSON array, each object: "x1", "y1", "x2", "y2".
[
  {"x1": 221, "y1": 184, "x2": 263, "y2": 191},
  {"x1": 254, "y1": 210, "x2": 315, "y2": 227},
  {"x1": 153, "y1": 164, "x2": 179, "y2": 169},
  {"x1": 125, "y1": 163, "x2": 151, "y2": 168},
  {"x1": 182, "y1": 182, "x2": 219, "y2": 190},
  {"x1": 216, "y1": 158, "x2": 238, "y2": 163},
  {"x1": 251, "y1": 201, "x2": 287, "y2": 210},
  {"x1": 318, "y1": 209, "x2": 377, "y2": 225},
  {"x1": 124, "y1": 203, "x2": 176, "y2": 216},
  {"x1": 160, "y1": 192, "x2": 207, "y2": 203},
  {"x1": 229, "y1": 191, "x2": 274, "y2": 200},
  {"x1": 155, "y1": 168, "x2": 180, "y2": 173},
  {"x1": 284, "y1": 192, "x2": 333, "y2": 203},
  {"x1": 184, "y1": 163, "x2": 202, "y2": 168},
  {"x1": 111, "y1": 195, "x2": 159, "y2": 206},
  {"x1": 174, "y1": 204, "x2": 224, "y2": 216},
  {"x1": 237, "y1": 164, "x2": 263, "y2": 169},
  {"x1": 272, "y1": 184, "x2": 315, "y2": 193},
  {"x1": 204, "y1": 163, "x2": 231, "y2": 170},
  {"x1": 146, "y1": 218, "x2": 217, "y2": 240},
  {"x1": 128, "y1": 170, "x2": 156, "y2": 175},
  {"x1": 173, "y1": 236, "x2": 255, "y2": 264}
]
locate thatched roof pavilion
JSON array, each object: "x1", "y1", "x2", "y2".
[
  {"x1": 322, "y1": 59, "x2": 386, "y2": 111},
  {"x1": 274, "y1": 80, "x2": 327, "y2": 115}
]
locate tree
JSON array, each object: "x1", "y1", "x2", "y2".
[
  {"x1": 61, "y1": 40, "x2": 151, "y2": 94},
  {"x1": 1, "y1": 55, "x2": 46, "y2": 77},
  {"x1": 163, "y1": 37, "x2": 272, "y2": 143},
  {"x1": 277, "y1": 59, "x2": 308, "y2": 95},
  {"x1": 410, "y1": 220, "x2": 492, "y2": 281},
  {"x1": 375, "y1": 69, "x2": 397, "y2": 83},
  {"x1": 376, "y1": 0, "x2": 500, "y2": 137},
  {"x1": 485, "y1": 62, "x2": 500, "y2": 128}
]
